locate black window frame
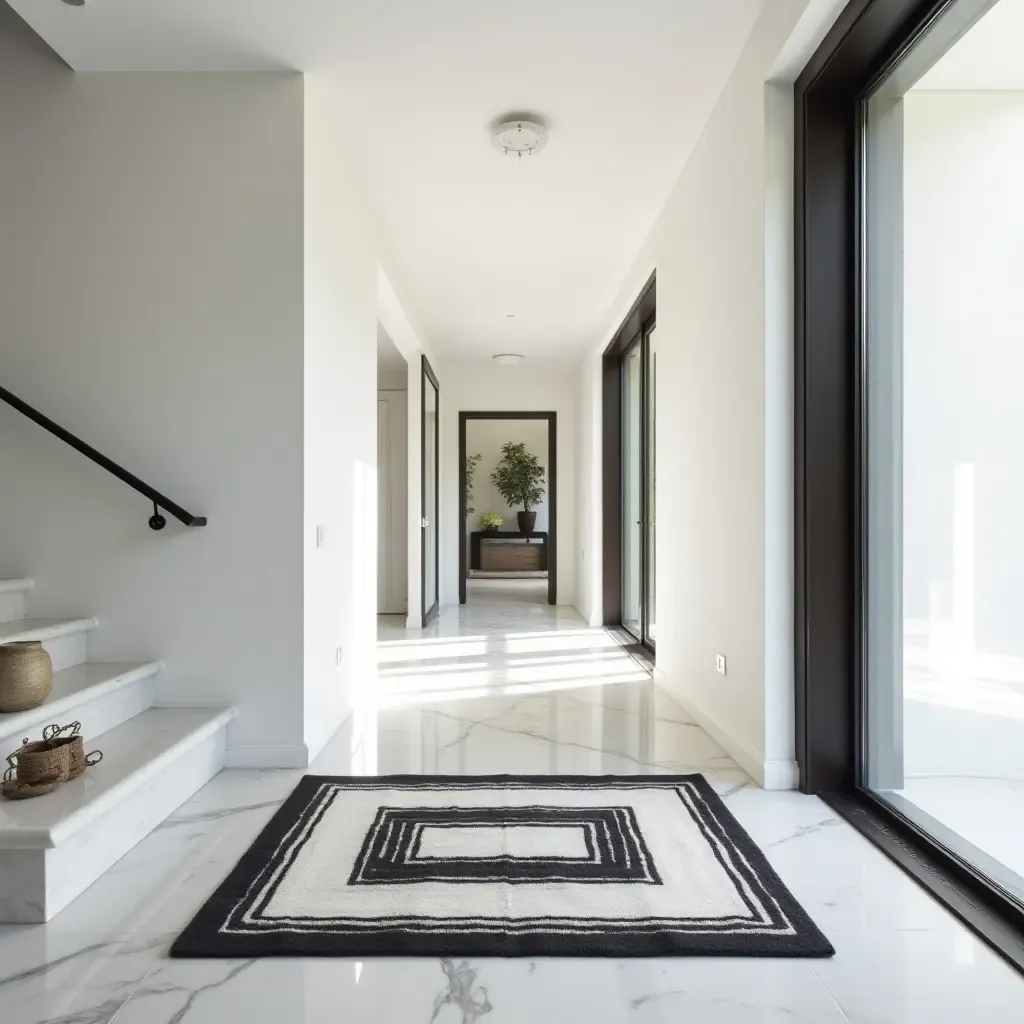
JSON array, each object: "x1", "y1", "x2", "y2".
[
  {"x1": 795, "y1": 0, "x2": 1024, "y2": 973},
  {"x1": 602, "y1": 273, "x2": 656, "y2": 652}
]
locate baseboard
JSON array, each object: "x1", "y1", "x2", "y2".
[
  {"x1": 572, "y1": 603, "x2": 602, "y2": 628},
  {"x1": 304, "y1": 710, "x2": 350, "y2": 765},
  {"x1": 224, "y1": 743, "x2": 311, "y2": 769},
  {"x1": 651, "y1": 668, "x2": 798, "y2": 790}
]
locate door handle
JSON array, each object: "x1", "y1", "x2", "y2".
[{"x1": 421, "y1": 518, "x2": 430, "y2": 528}]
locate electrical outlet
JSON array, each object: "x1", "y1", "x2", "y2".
[
  {"x1": 716, "y1": 654, "x2": 727, "y2": 676},
  {"x1": 335, "y1": 646, "x2": 344, "y2": 666},
  {"x1": 316, "y1": 525, "x2": 326, "y2": 548}
]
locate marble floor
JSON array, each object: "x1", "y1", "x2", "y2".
[{"x1": 2, "y1": 592, "x2": 1024, "y2": 1023}]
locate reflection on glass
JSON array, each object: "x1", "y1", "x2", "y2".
[
  {"x1": 423, "y1": 370, "x2": 438, "y2": 620},
  {"x1": 865, "y1": 0, "x2": 1024, "y2": 905},
  {"x1": 622, "y1": 341, "x2": 643, "y2": 638}
]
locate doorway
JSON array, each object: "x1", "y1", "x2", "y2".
[
  {"x1": 603, "y1": 273, "x2": 656, "y2": 651},
  {"x1": 458, "y1": 411, "x2": 557, "y2": 606}
]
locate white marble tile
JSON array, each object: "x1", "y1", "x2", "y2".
[
  {"x1": 0, "y1": 851, "x2": 44, "y2": 924},
  {"x1": 1, "y1": 593, "x2": 1022, "y2": 1024},
  {"x1": 109, "y1": 953, "x2": 851, "y2": 1024},
  {"x1": 811, "y1": 928, "x2": 1024, "y2": 1023}
]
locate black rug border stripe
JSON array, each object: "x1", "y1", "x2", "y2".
[{"x1": 170, "y1": 774, "x2": 835, "y2": 959}]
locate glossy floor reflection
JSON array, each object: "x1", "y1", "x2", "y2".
[{"x1": 1, "y1": 595, "x2": 1022, "y2": 1023}]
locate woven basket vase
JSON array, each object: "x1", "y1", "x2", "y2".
[
  {"x1": 5, "y1": 739, "x2": 70, "y2": 785},
  {"x1": 0, "y1": 641, "x2": 53, "y2": 713}
]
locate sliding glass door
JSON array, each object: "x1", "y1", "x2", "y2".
[
  {"x1": 863, "y1": 0, "x2": 1024, "y2": 908},
  {"x1": 421, "y1": 356, "x2": 439, "y2": 626},
  {"x1": 621, "y1": 323, "x2": 656, "y2": 647},
  {"x1": 622, "y1": 339, "x2": 643, "y2": 638}
]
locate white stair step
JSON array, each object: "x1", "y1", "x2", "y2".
[
  {"x1": 0, "y1": 617, "x2": 98, "y2": 672},
  {"x1": 0, "y1": 705, "x2": 235, "y2": 922},
  {"x1": 0, "y1": 579, "x2": 34, "y2": 625},
  {"x1": 0, "y1": 661, "x2": 162, "y2": 756}
]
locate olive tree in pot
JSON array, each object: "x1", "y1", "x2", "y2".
[{"x1": 491, "y1": 442, "x2": 546, "y2": 535}]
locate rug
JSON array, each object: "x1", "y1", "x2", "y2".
[{"x1": 170, "y1": 774, "x2": 833, "y2": 958}]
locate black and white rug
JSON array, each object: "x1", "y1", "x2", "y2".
[{"x1": 171, "y1": 775, "x2": 833, "y2": 958}]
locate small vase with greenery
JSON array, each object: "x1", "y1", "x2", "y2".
[
  {"x1": 491, "y1": 441, "x2": 545, "y2": 535},
  {"x1": 480, "y1": 512, "x2": 503, "y2": 533}
]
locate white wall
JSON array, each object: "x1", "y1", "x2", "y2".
[
  {"x1": 0, "y1": 15, "x2": 308, "y2": 761},
  {"x1": 466, "y1": 419, "x2": 550, "y2": 533},
  {"x1": 441, "y1": 363, "x2": 576, "y2": 607},
  {"x1": 575, "y1": 355, "x2": 604, "y2": 627},
  {"x1": 578, "y1": 0, "x2": 831, "y2": 788},
  {"x1": 0, "y1": 12, "x2": 430, "y2": 766},
  {"x1": 302, "y1": 74, "x2": 380, "y2": 764}
]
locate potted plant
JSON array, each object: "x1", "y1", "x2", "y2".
[
  {"x1": 491, "y1": 441, "x2": 545, "y2": 534},
  {"x1": 480, "y1": 512, "x2": 503, "y2": 533},
  {"x1": 465, "y1": 453, "x2": 483, "y2": 516}
]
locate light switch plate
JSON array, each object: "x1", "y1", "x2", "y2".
[
  {"x1": 716, "y1": 654, "x2": 727, "y2": 675},
  {"x1": 316, "y1": 525, "x2": 326, "y2": 548}
]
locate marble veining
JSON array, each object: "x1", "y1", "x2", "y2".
[
  {"x1": 432, "y1": 960, "x2": 493, "y2": 1023},
  {"x1": 0, "y1": 588, "x2": 1022, "y2": 1023}
]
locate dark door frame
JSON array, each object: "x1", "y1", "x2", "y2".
[
  {"x1": 602, "y1": 272, "x2": 656, "y2": 647},
  {"x1": 421, "y1": 355, "x2": 440, "y2": 626},
  {"x1": 796, "y1": 0, "x2": 1024, "y2": 972},
  {"x1": 458, "y1": 411, "x2": 557, "y2": 606}
]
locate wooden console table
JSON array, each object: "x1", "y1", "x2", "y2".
[{"x1": 470, "y1": 530, "x2": 549, "y2": 572}]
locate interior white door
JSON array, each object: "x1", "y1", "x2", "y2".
[
  {"x1": 377, "y1": 399, "x2": 390, "y2": 614},
  {"x1": 377, "y1": 391, "x2": 409, "y2": 615}
]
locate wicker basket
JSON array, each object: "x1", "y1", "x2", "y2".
[
  {"x1": 0, "y1": 641, "x2": 53, "y2": 713},
  {"x1": 4, "y1": 737, "x2": 70, "y2": 785},
  {"x1": 43, "y1": 722, "x2": 102, "y2": 779}
]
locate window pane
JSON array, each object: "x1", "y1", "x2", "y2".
[
  {"x1": 865, "y1": 0, "x2": 1024, "y2": 906},
  {"x1": 646, "y1": 329, "x2": 657, "y2": 645},
  {"x1": 622, "y1": 341, "x2": 643, "y2": 638}
]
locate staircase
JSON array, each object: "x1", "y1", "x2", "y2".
[{"x1": 0, "y1": 578, "x2": 234, "y2": 923}]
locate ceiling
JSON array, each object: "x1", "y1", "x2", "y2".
[
  {"x1": 8, "y1": 0, "x2": 767, "y2": 363},
  {"x1": 916, "y1": 0, "x2": 1024, "y2": 90}
]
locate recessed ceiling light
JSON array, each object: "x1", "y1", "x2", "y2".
[{"x1": 493, "y1": 353, "x2": 525, "y2": 366}]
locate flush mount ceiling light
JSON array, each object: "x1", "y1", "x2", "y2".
[
  {"x1": 60, "y1": 0, "x2": 88, "y2": 6},
  {"x1": 490, "y1": 116, "x2": 548, "y2": 158},
  {"x1": 493, "y1": 353, "x2": 525, "y2": 366}
]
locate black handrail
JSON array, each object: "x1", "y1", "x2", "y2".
[{"x1": 0, "y1": 384, "x2": 207, "y2": 530}]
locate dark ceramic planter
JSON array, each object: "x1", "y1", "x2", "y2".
[{"x1": 518, "y1": 511, "x2": 537, "y2": 533}]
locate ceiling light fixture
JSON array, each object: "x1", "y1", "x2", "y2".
[
  {"x1": 493, "y1": 353, "x2": 525, "y2": 366},
  {"x1": 60, "y1": 0, "x2": 88, "y2": 6},
  {"x1": 490, "y1": 116, "x2": 548, "y2": 158}
]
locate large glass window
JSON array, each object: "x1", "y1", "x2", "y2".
[
  {"x1": 864, "y1": 0, "x2": 1024, "y2": 906},
  {"x1": 620, "y1": 323, "x2": 656, "y2": 647},
  {"x1": 622, "y1": 339, "x2": 643, "y2": 638},
  {"x1": 421, "y1": 357, "x2": 439, "y2": 625}
]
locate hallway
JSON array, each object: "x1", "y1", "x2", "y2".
[{"x1": 2, "y1": 607, "x2": 1022, "y2": 1023}]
